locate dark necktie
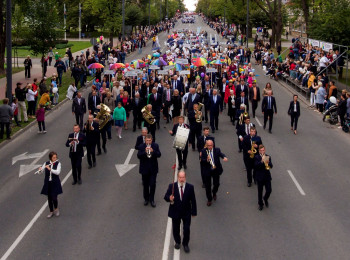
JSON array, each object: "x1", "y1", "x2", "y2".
[
  {"x1": 268, "y1": 97, "x2": 271, "y2": 109},
  {"x1": 94, "y1": 96, "x2": 96, "y2": 107},
  {"x1": 180, "y1": 185, "x2": 184, "y2": 200}
]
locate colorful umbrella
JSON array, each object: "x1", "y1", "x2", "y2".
[
  {"x1": 151, "y1": 58, "x2": 168, "y2": 66},
  {"x1": 109, "y1": 63, "x2": 125, "y2": 70},
  {"x1": 88, "y1": 63, "x2": 104, "y2": 69},
  {"x1": 131, "y1": 59, "x2": 146, "y2": 69},
  {"x1": 174, "y1": 63, "x2": 183, "y2": 71},
  {"x1": 192, "y1": 57, "x2": 208, "y2": 67},
  {"x1": 153, "y1": 52, "x2": 161, "y2": 58},
  {"x1": 210, "y1": 59, "x2": 223, "y2": 65}
]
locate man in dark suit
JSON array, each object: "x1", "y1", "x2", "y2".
[
  {"x1": 162, "y1": 84, "x2": 173, "y2": 123},
  {"x1": 197, "y1": 127, "x2": 215, "y2": 188},
  {"x1": 200, "y1": 140, "x2": 228, "y2": 206},
  {"x1": 185, "y1": 88, "x2": 201, "y2": 114},
  {"x1": 249, "y1": 82, "x2": 261, "y2": 118},
  {"x1": 235, "y1": 79, "x2": 249, "y2": 97},
  {"x1": 141, "y1": 81, "x2": 152, "y2": 99},
  {"x1": 242, "y1": 127, "x2": 262, "y2": 186},
  {"x1": 236, "y1": 91, "x2": 249, "y2": 113},
  {"x1": 131, "y1": 93, "x2": 144, "y2": 131},
  {"x1": 137, "y1": 134, "x2": 161, "y2": 207},
  {"x1": 148, "y1": 87, "x2": 162, "y2": 129},
  {"x1": 83, "y1": 114, "x2": 99, "y2": 169},
  {"x1": 288, "y1": 94, "x2": 300, "y2": 135},
  {"x1": 66, "y1": 124, "x2": 86, "y2": 185},
  {"x1": 88, "y1": 90, "x2": 101, "y2": 115},
  {"x1": 164, "y1": 171, "x2": 197, "y2": 253},
  {"x1": 261, "y1": 90, "x2": 277, "y2": 133},
  {"x1": 209, "y1": 89, "x2": 223, "y2": 133},
  {"x1": 254, "y1": 145, "x2": 273, "y2": 211},
  {"x1": 172, "y1": 75, "x2": 184, "y2": 96},
  {"x1": 72, "y1": 92, "x2": 87, "y2": 129},
  {"x1": 187, "y1": 103, "x2": 202, "y2": 151},
  {"x1": 135, "y1": 127, "x2": 149, "y2": 150},
  {"x1": 203, "y1": 85, "x2": 212, "y2": 123},
  {"x1": 169, "y1": 116, "x2": 190, "y2": 170},
  {"x1": 236, "y1": 115, "x2": 255, "y2": 153}
]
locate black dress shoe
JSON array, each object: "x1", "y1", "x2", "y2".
[
  {"x1": 97, "y1": 152, "x2": 101, "y2": 156},
  {"x1": 212, "y1": 129, "x2": 215, "y2": 133},
  {"x1": 133, "y1": 129, "x2": 136, "y2": 132},
  {"x1": 207, "y1": 201, "x2": 212, "y2": 206},
  {"x1": 238, "y1": 150, "x2": 242, "y2": 153},
  {"x1": 183, "y1": 164, "x2": 187, "y2": 169},
  {"x1": 178, "y1": 165, "x2": 182, "y2": 170},
  {"x1": 183, "y1": 245, "x2": 190, "y2": 253},
  {"x1": 72, "y1": 181, "x2": 77, "y2": 185},
  {"x1": 247, "y1": 183, "x2": 252, "y2": 187},
  {"x1": 264, "y1": 200, "x2": 269, "y2": 208},
  {"x1": 213, "y1": 195, "x2": 217, "y2": 201},
  {"x1": 93, "y1": 162, "x2": 96, "y2": 167},
  {"x1": 78, "y1": 179, "x2": 82, "y2": 185},
  {"x1": 259, "y1": 205, "x2": 263, "y2": 211},
  {"x1": 103, "y1": 147, "x2": 107, "y2": 153},
  {"x1": 269, "y1": 130, "x2": 272, "y2": 134},
  {"x1": 174, "y1": 244, "x2": 180, "y2": 250},
  {"x1": 150, "y1": 201, "x2": 156, "y2": 208},
  {"x1": 202, "y1": 184, "x2": 206, "y2": 188},
  {"x1": 144, "y1": 200, "x2": 149, "y2": 206},
  {"x1": 192, "y1": 148, "x2": 196, "y2": 151},
  {"x1": 88, "y1": 165, "x2": 92, "y2": 169}
]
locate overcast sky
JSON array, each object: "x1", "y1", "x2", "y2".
[{"x1": 184, "y1": 0, "x2": 197, "y2": 11}]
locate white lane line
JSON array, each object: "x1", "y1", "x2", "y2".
[
  {"x1": 255, "y1": 117, "x2": 262, "y2": 127},
  {"x1": 1, "y1": 151, "x2": 87, "y2": 260},
  {"x1": 173, "y1": 155, "x2": 180, "y2": 260},
  {"x1": 287, "y1": 170, "x2": 306, "y2": 196},
  {"x1": 162, "y1": 155, "x2": 179, "y2": 260}
]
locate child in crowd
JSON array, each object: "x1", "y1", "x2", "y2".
[
  {"x1": 11, "y1": 98, "x2": 21, "y2": 127},
  {"x1": 36, "y1": 104, "x2": 46, "y2": 133}
]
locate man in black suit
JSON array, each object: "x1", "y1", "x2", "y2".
[
  {"x1": 209, "y1": 89, "x2": 223, "y2": 133},
  {"x1": 261, "y1": 90, "x2": 277, "y2": 133},
  {"x1": 249, "y1": 82, "x2": 261, "y2": 118},
  {"x1": 197, "y1": 127, "x2": 215, "y2": 188},
  {"x1": 288, "y1": 94, "x2": 300, "y2": 135},
  {"x1": 172, "y1": 75, "x2": 184, "y2": 96},
  {"x1": 131, "y1": 93, "x2": 144, "y2": 131},
  {"x1": 83, "y1": 114, "x2": 99, "y2": 169},
  {"x1": 185, "y1": 88, "x2": 201, "y2": 114},
  {"x1": 200, "y1": 140, "x2": 228, "y2": 206},
  {"x1": 135, "y1": 127, "x2": 149, "y2": 150},
  {"x1": 236, "y1": 115, "x2": 255, "y2": 153},
  {"x1": 187, "y1": 103, "x2": 202, "y2": 151},
  {"x1": 169, "y1": 116, "x2": 190, "y2": 170},
  {"x1": 235, "y1": 79, "x2": 249, "y2": 97},
  {"x1": 162, "y1": 84, "x2": 173, "y2": 123},
  {"x1": 242, "y1": 127, "x2": 262, "y2": 187},
  {"x1": 143, "y1": 104, "x2": 157, "y2": 141},
  {"x1": 148, "y1": 87, "x2": 162, "y2": 129},
  {"x1": 72, "y1": 92, "x2": 87, "y2": 129},
  {"x1": 137, "y1": 134, "x2": 161, "y2": 207},
  {"x1": 88, "y1": 90, "x2": 101, "y2": 115},
  {"x1": 66, "y1": 124, "x2": 86, "y2": 185},
  {"x1": 203, "y1": 85, "x2": 212, "y2": 123},
  {"x1": 164, "y1": 171, "x2": 197, "y2": 253},
  {"x1": 254, "y1": 145, "x2": 273, "y2": 211},
  {"x1": 236, "y1": 91, "x2": 249, "y2": 113}
]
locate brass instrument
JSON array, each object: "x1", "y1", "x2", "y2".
[
  {"x1": 239, "y1": 106, "x2": 249, "y2": 125},
  {"x1": 206, "y1": 149, "x2": 216, "y2": 170},
  {"x1": 195, "y1": 102, "x2": 203, "y2": 123},
  {"x1": 141, "y1": 106, "x2": 155, "y2": 125},
  {"x1": 146, "y1": 144, "x2": 152, "y2": 158},
  {"x1": 263, "y1": 155, "x2": 270, "y2": 170},
  {"x1": 95, "y1": 103, "x2": 111, "y2": 130},
  {"x1": 250, "y1": 141, "x2": 257, "y2": 158}
]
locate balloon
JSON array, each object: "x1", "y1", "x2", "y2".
[
  {"x1": 201, "y1": 72, "x2": 205, "y2": 78},
  {"x1": 330, "y1": 96, "x2": 337, "y2": 104},
  {"x1": 249, "y1": 84, "x2": 252, "y2": 88},
  {"x1": 52, "y1": 87, "x2": 58, "y2": 94},
  {"x1": 252, "y1": 69, "x2": 255, "y2": 73},
  {"x1": 125, "y1": 63, "x2": 129, "y2": 68},
  {"x1": 148, "y1": 55, "x2": 152, "y2": 59},
  {"x1": 212, "y1": 53, "x2": 216, "y2": 57}
]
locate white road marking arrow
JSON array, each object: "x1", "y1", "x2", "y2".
[
  {"x1": 115, "y1": 149, "x2": 137, "y2": 177},
  {"x1": 15, "y1": 149, "x2": 49, "y2": 178}
]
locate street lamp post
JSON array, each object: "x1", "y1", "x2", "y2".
[
  {"x1": 122, "y1": 0, "x2": 125, "y2": 40},
  {"x1": 246, "y1": 0, "x2": 249, "y2": 48},
  {"x1": 6, "y1": 0, "x2": 12, "y2": 102},
  {"x1": 149, "y1": 0, "x2": 151, "y2": 27}
]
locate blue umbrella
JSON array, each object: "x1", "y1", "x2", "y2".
[{"x1": 191, "y1": 49, "x2": 200, "y2": 53}]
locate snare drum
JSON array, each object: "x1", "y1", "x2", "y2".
[{"x1": 173, "y1": 127, "x2": 190, "y2": 151}]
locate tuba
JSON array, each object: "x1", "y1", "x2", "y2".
[
  {"x1": 250, "y1": 141, "x2": 257, "y2": 158},
  {"x1": 195, "y1": 102, "x2": 203, "y2": 123},
  {"x1": 95, "y1": 104, "x2": 111, "y2": 130},
  {"x1": 141, "y1": 106, "x2": 155, "y2": 125}
]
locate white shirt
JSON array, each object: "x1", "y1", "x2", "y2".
[
  {"x1": 178, "y1": 182, "x2": 186, "y2": 200},
  {"x1": 319, "y1": 56, "x2": 329, "y2": 68},
  {"x1": 294, "y1": 103, "x2": 297, "y2": 112},
  {"x1": 26, "y1": 89, "x2": 37, "y2": 102}
]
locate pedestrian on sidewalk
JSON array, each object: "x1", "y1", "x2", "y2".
[
  {"x1": 47, "y1": 47, "x2": 54, "y2": 66},
  {"x1": 41, "y1": 56, "x2": 48, "y2": 77},
  {"x1": 54, "y1": 57, "x2": 66, "y2": 86},
  {"x1": 11, "y1": 98, "x2": 21, "y2": 127},
  {"x1": 15, "y1": 82, "x2": 28, "y2": 123},
  {"x1": 39, "y1": 151, "x2": 62, "y2": 218},
  {"x1": 26, "y1": 84, "x2": 37, "y2": 118},
  {"x1": 0, "y1": 98, "x2": 13, "y2": 140},
  {"x1": 36, "y1": 104, "x2": 46, "y2": 134},
  {"x1": 24, "y1": 55, "x2": 32, "y2": 78}
]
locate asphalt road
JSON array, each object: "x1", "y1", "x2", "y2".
[{"x1": 1, "y1": 17, "x2": 350, "y2": 260}]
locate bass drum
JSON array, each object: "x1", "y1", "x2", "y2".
[{"x1": 173, "y1": 127, "x2": 190, "y2": 151}]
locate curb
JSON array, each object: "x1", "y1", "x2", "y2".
[{"x1": 0, "y1": 81, "x2": 92, "y2": 149}]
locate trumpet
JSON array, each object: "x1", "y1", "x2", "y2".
[
  {"x1": 206, "y1": 149, "x2": 216, "y2": 170},
  {"x1": 263, "y1": 155, "x2": 270, "y2": 170},
  {"x1": 250, "y1": 141, "x2": 257, "y2": 159},
  {"x1": 146, "y1": 144, "x2": 152, "y2": 158}
]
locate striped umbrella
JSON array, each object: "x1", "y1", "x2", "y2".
[
  {"x1": 151, "y1": 58, "x2": 168, "y2": 66},
  {"x1": 192, "y1": 57, "x2": 208, "y2": 67},
  {"x1": 174, "y1": 63, "x2": 183, "y2": 71},
  {"x1": 210, "y1": 59, "x2": 223, "y2": 65},
  {"x1": 109, "y1": 63, "x2": 125, "y2": 70}
]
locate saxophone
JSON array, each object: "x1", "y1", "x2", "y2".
[{"x1": 250, "y1": 140, "x2": 257, "y2": 158}]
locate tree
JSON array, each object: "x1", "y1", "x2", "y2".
[{"x1": 126, "y1": 4, "x2": 143, "y2": 32}]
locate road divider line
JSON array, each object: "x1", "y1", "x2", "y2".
[
  {"x1": 1, "y1": 151, "x2": 87, "y2": 260},
  {"x1": 255, "y1": 117, "x2": 262, "y2": 127},
  {"x1": 287, "y1": 170, "x2": 306, "y2": 196}
]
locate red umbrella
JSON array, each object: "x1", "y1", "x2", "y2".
[{"x1": 88, "y1": 63, "x2": 104, "y2": 69}]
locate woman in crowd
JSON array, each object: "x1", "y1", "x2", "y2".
[
  {"x1": 113, "y1": 102, "x2": 127, "y2": 139},
  {"x1": 263, "y1": 82, "x2": 273, "y2": 96},
  {"x1": 315, "y1": 82, "x2": 326, "y2": 113},
  {"x1": 171, "y1": 89, "x2": 182, "y2": 125},
  {"x1": 26, "y1": 84, "x2": 37, "y2": 118},
  {"x1": 121, "y1": 91, "x2": 131, "y2": 130}
]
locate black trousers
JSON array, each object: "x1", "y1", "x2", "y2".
[
  {"x1": 210, "y1": 112, "x2": 219, "y2": 131},
  {"x1": 251, "y1": 100, "x2": 258, "y2": 118},
  {"x1": 243, "y1": 156, "x2": 255, "y2": 184},
  {"x1": 0, "y1": 122, "x2": 11, "y2": 139},
  {"x1": 199, "y1": 161, "x2": 205, "y2": 185},
  {"x1": 263, "y1": 109, "x2": 274, "y2": 131},
  {"x1": 47, "y1": 183, "x2": 58, "y2": 212},
  {"x1": 172, "y1": 216, "x2": 191, "y2": 246},
  {"x1": 189, "y1": 122, "x2": 202, "y2": 148},
  {"x1": 257, "y1": 180, "x2": 272, "y2": 206},
  {"x1": 25, "y1": 66, "x2": 31, "y2": 78},
  {"x1": 142, "y1": 173, "x2": 157, "y2": 202},
  {"x1": 133, "y1": 112, "x2": 142, "y2": 130},
  {"x1": 176, "y1": 147, "x2": 188, "y2": 167},
  {"x1": 86, "y1": 143, "x2": 96, "y2": 166},
  {"x1": 27, "y1": 101, "x2": 36, "y2": 116},
  {"x1": 97, "y1": 129, "x2": 107, "y2": 153},
  {"x1": 75, "y1": 113, "x2": 84, "y2": 129},
  {"x1": 163, "y1": 102, "x2": 172, "y2": 122},
  {"x1": 70, "y1": 154, "x2": 82, "y2": 182},
  {"x1": 38, "y1": 121, "x2": 46, "y2": 131},
  {"x1": 238, "y1": 137, "x2": 243, "y2": 152},
  {"x1": 147, "y1": 124, "x2": 156, "y2": 142},
  {"x1": 290, "y1": 112, "x2": 299, "y2": 130},
  {"x1": 204, "y1": 106, "x2": 209, "y2": 122},
  {"x1": 204, "y1": 171, "x2": 220, "y2": 202}
]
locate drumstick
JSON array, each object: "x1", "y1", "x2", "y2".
[{"x1": 171, "y1": 162, "x2": 176, "y2": 197}]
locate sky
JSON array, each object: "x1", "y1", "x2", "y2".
[{"x1": 184, "y1": 0, "x2": 198, "y2": 11}]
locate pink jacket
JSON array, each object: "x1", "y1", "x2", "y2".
[{"x1": 36, "y1": 108, "x2": 45, "y2": 122}]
